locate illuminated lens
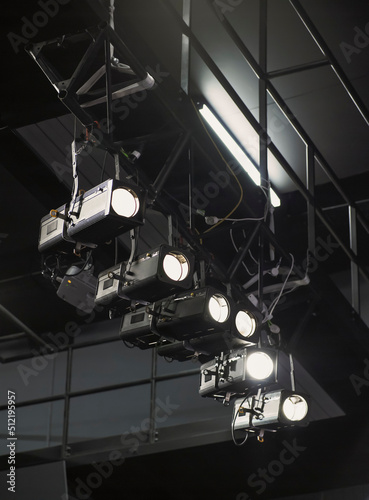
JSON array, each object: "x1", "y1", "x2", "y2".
[
  {"x1": 208, "y1": 294, "x2": 230, "y2": 323},
  {"x1": 162, "y1": 252, "x2": 189, "y2": 282},
  {"x1": 282, "y1": 395, "x2": 308, "y2": 422},
  {"x1": 111, "y1": 188, "x2": 139, "y2": 217},
  {"x1": 235, "y1": 310, "x2": 256, "y2": 338},
  {"x1": 246, "y1": 351, "x2": 274, "y2": 380}
]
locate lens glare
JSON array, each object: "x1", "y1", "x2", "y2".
[
  {"x1": 163, "y1": 253, "x2": 189, "y2": 282},
  {"x1": 235, "y1": 310, "x2": 256, "y2": 338},
  {"x1": 246, "y1": 351, "x2": 274, "y2": 380},
  {"x1": 208, "y1": 294, "x2": 230, "y2": 323},
  {"x1": 112, "y1": 188, "x2": 139, "y2": 217},
  {"x1": 282, "y1": 395, "x2": 308, "y2": 422}
]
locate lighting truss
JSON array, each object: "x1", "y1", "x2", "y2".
[{"x1": 26, "y1": 24, "x2": 155, "y2": 130}]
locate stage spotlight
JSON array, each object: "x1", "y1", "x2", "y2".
[
  {"x1": 119, "y1": 307, "x2": 163, "y2": 349},
  {"x1": 156, "y1": 287, "x2": 232, "y2": 341},
  {"x1": 233, "y1": 389, "x2": 309, "y2": 431},
  {"x1": 282, "y1": 393, "x2": 309, "y2": 422},
  {"x1": 119, "y1": 245, "x2": 194, "y2": 302},
  {"x1": 200, "y1": 347, "x2": 278, "y2": 397},
  {"x1": 95, "y1": 262, "x2": 125, "y2": 306},
  {"x1": 232, "y1": 298, "x2": 262, "y2": 342},
  {"x1": 67, "y1": 178, "x2": 145, "y2": 245},
  {"x1": 38, "y1": 204, "x2": 75, "y2": 253},
  {"x1": 95, "y1": 245, "x2": 194, "y2": 306},
  {"x1": 246, "y1": 351, "x2": 274, "y2": 380},
  {"x1": 56, "y1": 270, "x2": 97, "y2": 313}
]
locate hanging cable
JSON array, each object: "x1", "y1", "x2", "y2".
[
  {"x1": 264, "y1": 253, "x2": 295, "y2": 322},
  {"x1": 231, "y1": 392, "x2": 252, "y2": 447},
  {"x1": 190, "y1": 100, "x2": 244, "y2": 233}
]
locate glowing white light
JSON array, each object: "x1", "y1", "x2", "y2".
[
  {"x1": 199, "y1": 105, "x2": 281, "y2": 207},
  {"x1": 246, "y1": 351, "x2": 274, "y2": 380},
  {"x1": 163, "y1": 252, "x2": 189, "y2": 282},
  {"x1": 208, "y1": 294, "x2": 230, "y2": 323},
  {"x1": 111, "y1": 188, "x2": 139, "y2": 217},
  {"x1": 235, "y1": 310, "x2": 256, "y2": 338},
  {"x1": 282, "y1": 395, "x2": 308, "y2": 422}
]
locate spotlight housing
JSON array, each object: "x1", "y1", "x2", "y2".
[
  {"x1": 38, "y1": 204, "x2": 75, "y2": 253},
  {"x1": 156, "y1": 287, "x2": 232, "y2": 341},
  {"x1": 218, "y1": 347, "x2": 278, "y2": 392},
  {"x1": 67, "y1": 178, "x2": 145, "y2": 245},
  {"x1": 119, "y1": 307, "x2": 164, "y2": 349},
  {"x1": 56, "y1": 270, "x2": 97, "y2": 313},
  {"x1": 233, "y1": 389, "x2": 310, "y2": 431},
  {"x1": 232, "y1": 298, "x2": 263, "y2": 343},
  {"x1": 157, "y1": 332, "x2": 250, "y2": 363},
  {"x1": 95, "y1": 245, "x2": 194, "y2": 306},
  {"x1": 199, "y1": 347, "x2": 278, "y2": 397},
  {"x1": 119, "y1": 245, "x2": 194, "y2": 302}
]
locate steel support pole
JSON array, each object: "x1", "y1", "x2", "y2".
[
  {"x1": 149, "y1": 348, "x2": 158, "y2": 445},
  {"x1": 0, "y1": 303, "x2": 54, "y2": 352},
  {"x1": 267, "y1": 59, "x2": 330, "y2": 79},
  {"x1": 349, "y1": 206, "x2": 360, "y2": 314},
  {"x1": 306, "y1": 144, "x2": 316, "y2": 257},
  {"x1": 105, "y1": 36, "x2": 113, "y2": 141},
  {"x1": 181, "y1": 0, "x2": 191, "y2": 94},
  {"x1": 62, "y1": 347, "x2": 73, "y2": 459},
  {"x1": 258, "y1": 0, "x2": 268, "y2": 309}
]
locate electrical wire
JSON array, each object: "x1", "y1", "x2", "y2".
[
  {"x1": 190, "y1": 100, "x2": 244, "y2": 234},
  {"x1": 231, "y1": 393, "x2": 252, "y2": 447},
  {"x1": 100, "y1": 149, "x2": 109, "y2": 183},
  {"x1": 263, "y1": 253, "x2": 295, "y2": 322},
  {"x1": 65, "y1": 250, "x2": 93, "y2": 277},
  {"x1": 223, "y1": 216, "x2": 265, "y2": 222}
]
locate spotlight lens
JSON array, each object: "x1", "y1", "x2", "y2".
[
  {"x1": 246, "y1": 351, "x2": 274, "y2": 380},
  {"x1": 235, "y1": 310, "x2": 256, "y2": 338},
  {"x1": 111, "y1": 188, "x2": 139, "y2": 217},
  {"x1": 208, "y1": 294, "x2": 230, "y2": 323},
  {"x1": 163, "y1": 252, "x2": 189, "y2": 282},
  {"x1": 282, "y1": 395, "x2": 308, "y2": 422}
]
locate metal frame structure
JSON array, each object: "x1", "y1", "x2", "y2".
[{"x1": 1, "y1": 0, "x2": 369, "y2": 474}]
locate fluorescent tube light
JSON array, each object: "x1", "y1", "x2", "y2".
[{"x1": 199, "y1": 105, "x2": 280, "y2": 207}]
